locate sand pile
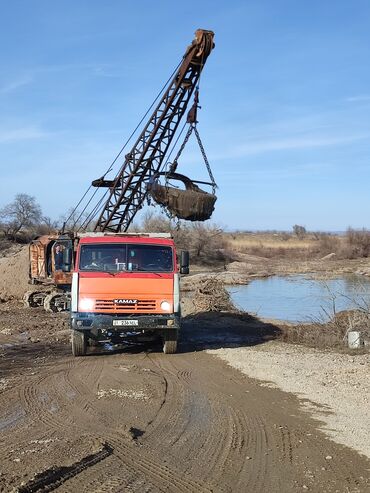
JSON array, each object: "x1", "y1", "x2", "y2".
[{"x1": 0, "y1": 246, "x2": 31, "y2": 300}]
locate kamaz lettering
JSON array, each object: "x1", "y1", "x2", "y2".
[{"x1": 114, "y1": 299, "x2": 137, "y2": 304}]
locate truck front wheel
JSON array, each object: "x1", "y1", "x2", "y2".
[
  {"x1": 71, "y1": 330, "x2": 87, "y2": 357},
  {"x1": 163, "y1": 330, "x2": 178, "y2": 354}
]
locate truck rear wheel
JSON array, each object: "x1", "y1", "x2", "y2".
[
  {"x1": 71, "y1": 330, "x2": 87, "y2": 357},
  {"x1": 163, "y1": 330, "x2": 178, "y2": 354}
]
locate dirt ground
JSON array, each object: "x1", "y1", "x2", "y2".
[
  {"x1": 208, "y1": 342, "x2": 370, "y2": 459},
  {"x1": 0, "y1": 300, "x2": 369, "y2": 492}
]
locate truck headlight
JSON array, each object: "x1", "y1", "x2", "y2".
[
  {"x1": 79, "y1": 298, "x2": 94, "y2": 311},
  {"x1": 160, "y1": 301, "x2": 171, "y2": 311}
]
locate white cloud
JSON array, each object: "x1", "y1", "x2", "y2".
[
  {"x1": 346, "y1": 95, "x2": 370, "y2": 103},
  {"x1": 0, "y1": 75, "x2": 33, "y2": 94},
  {"x1": 209, "y1": 133, "x2": 368, "y2": 162},
  {"x1": 0, "y1": 126, "x2": 49, "y2": 143}
]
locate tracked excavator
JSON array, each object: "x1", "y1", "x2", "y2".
[{"x1": 24, "y1": 29, "x2": 217, "y2": 338}]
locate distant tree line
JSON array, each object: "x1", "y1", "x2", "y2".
[
  {"x1": 1, "y1": 194, "x2": 370, "y2": 262},
  {"x1": 0, "y1": 194, "x2": 230, "y2": 265}
]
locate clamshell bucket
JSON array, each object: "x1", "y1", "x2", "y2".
[{"x1": 149, "y1": 173, "x2": 217, "y2": 221}]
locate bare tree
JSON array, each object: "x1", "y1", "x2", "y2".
[
  {"x1": 186, "y1": 222, "x2": 226, "y2": 261},
  {"x1": 140, "y1": 210, "x2": 173, "y2": 233},
  {"x1": 292, "y1": 224, "x2": 306, "y2": 239},
  {"x1": 58, "y1": 208, "x2": 95, "y2": 232},
  {"x1": 0, "y1": 194, "x2": 42, "y2": 240},
  {"x1": 34, "y1": 216, "x2": 60, "y2": 235}
]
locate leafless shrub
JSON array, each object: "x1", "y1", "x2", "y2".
[
  {"x1": 34, "y1": 216, "x2": 59, "y2": 235},
  {"x1": 0, "y1": 236, "x2": 13, "y2": 254},
  {"x1": 342, "y1": 228, "x2": 370, "y2": 258},
  {"x1": 138, "y1": 212, "x2": 232, "y2": 265},
  {"x1": 140, "y1": 210, "x2": 172, "y2": 233},
  {"x1": 184, "y1": 223, "x2": 229, "y2": 264},
  {"x1": 314, "y1": 234, "x2": 340, "y2": 257}
]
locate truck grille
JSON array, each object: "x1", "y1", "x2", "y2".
[{"x1": 95, "y1": 299, "x2": 156, "y2": 312}]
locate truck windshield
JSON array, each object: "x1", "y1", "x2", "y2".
[{"x1": 79, "y1": 244, "x2": 173, "y2": 273}]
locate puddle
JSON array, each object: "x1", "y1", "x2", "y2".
[{"x1": 228, "y1": 275, "x2": 370, "y2": 322}]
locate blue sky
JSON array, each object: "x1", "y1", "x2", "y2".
[{"x1": 0, "y1": 0, "x2": 369, "y2": 231}]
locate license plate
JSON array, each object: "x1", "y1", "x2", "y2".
[{"x1": 113, "y1": 320, "x2": 138, "y2": 326}]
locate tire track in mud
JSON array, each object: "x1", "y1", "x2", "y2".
[
  {"x1": 1, "y1": 348, "x2": 369, "y2": 492},
  {"x1": 25, "y1": 353, "x2": 208, "y2": 493},
  {"x1": 142, "y1": 352, "x2": 370, "y2": 492},
  {"x1": 173, "y1": 359, "x2": 273, "y2": 492},
  {"x1": 142, "y1": 354, "x2": 270, "y2": 492}
]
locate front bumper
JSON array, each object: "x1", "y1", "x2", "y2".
[{"x1": 71, "y1": 312, "x2": 181, "y2": 332}]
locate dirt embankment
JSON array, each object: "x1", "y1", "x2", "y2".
[{"x1": 0, "y1": 246, "x2": 30, "y2": 301}]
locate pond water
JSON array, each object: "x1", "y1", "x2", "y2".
[{"x1": 228, "y1": 275, "x2": 370, "y2": 323}]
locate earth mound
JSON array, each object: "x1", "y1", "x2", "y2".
[{"x1": 0, "y1": 246, "x2": 30, "y2": 300}]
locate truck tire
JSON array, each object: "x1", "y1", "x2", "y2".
[
  {"x1": 71, "y1": 330, "x2": 87, "y2": 357},
  {"x1": 163, "y1": 330, "x2": 178, "y2": 354}
]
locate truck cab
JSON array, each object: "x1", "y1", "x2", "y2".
[{"x1": 69, "y1": 233, "x2": 188, "y2": 356}]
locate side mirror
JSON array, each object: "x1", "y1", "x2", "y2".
[
  {"x1": 180, "y1": 250, "x2": 189, "y2": 275},
  {"x1": 62, "y1": 247, "x2": 73, "y2": 272}
]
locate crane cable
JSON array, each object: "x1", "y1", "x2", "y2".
[
  {"x1": 64, "y1": 60, "x2": 182, "y2": 232},
  {"x1": 160, "y1": 46, "x2": 217, "y2": 193},
  {"x1": 159, "y1": 44, "x2": 207, "y2": 180},
  {"x1": 78, "y1": 190, "x2": 110, "y2": 231}
]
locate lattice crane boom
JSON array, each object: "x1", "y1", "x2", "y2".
[{"x1": 93, "y1": 29, "x2": 215, "y2": 233}]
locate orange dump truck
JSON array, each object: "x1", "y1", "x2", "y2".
[{"x1": 66, "y1": 233, "x2": 189, "y2": 356}]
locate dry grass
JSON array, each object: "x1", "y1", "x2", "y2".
[
  {"x1": 223, "y1": 231, "x2": 370, "y2": 260},
  {"x1": 229, "y1": 235, "x2": 313, "y2": 250},
  {"x1": 280, "y1": 309, "x2": 370, "y2": 349},
  {"x1": 224, "y1": 232, "x2": 319, "y2": 259}
]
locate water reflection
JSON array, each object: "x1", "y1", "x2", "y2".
[{"x1": 228, "y1": 275, "x2": 370, "y2": 323}]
